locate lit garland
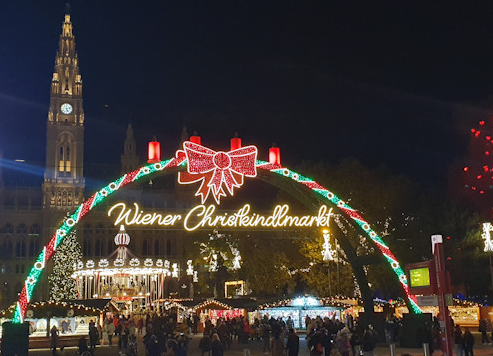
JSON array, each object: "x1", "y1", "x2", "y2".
[
  {"x1": 256, "y1": 161, "x2": 421, "y2": 314},
  {"x1": 13, "y1": 149, "x2": 421, "y2": 323},
  {"x1": 12, "y1": 157, "x2": 185, "y2": 323},
  {"x1": 258, "y1": 296, "x2": 359, "y2": 310},
  {"x1": 192, "y1": 298, "x2": 234, "y2": 311}
]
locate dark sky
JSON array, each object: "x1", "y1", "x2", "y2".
[{"x1": 2, "y1": 1, "x2": 493, "y2": 187}]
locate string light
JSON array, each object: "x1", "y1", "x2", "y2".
[{"x1": 482, "y1": 222, "x2": 493, "y2": 252}]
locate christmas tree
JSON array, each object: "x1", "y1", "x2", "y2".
[{"x1": 49, "y1": 229, "x2": 82, "y2": 301}]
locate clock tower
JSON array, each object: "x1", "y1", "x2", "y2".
[{"x1": 43, "y1": 13, "x2": 85, "y2": 210}]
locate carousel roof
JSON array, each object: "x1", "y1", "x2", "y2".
[{"x1": 72, "y1": 225, "x2": 174, "y2": 276}]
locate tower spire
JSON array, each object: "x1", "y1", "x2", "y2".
[
  {"x1": 121, "y1": 123, "x2": 139, "y2": 174},
  {"x1": 43, "y1": 11, "x2": 85, "y2": 210}
]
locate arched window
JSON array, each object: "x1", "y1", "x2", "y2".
[
  {"x1": 4, "y1": 224, "x2": 14, "y2": 234},
  {"x1": 85, "y1": 224, "x2": 93, "y2": 235},
  {"x1": 166, "y1": 240, "x2": 172, "y2": 257},
  {"x1": 142, "y1": 240, "x2": 148, "y2": 256},
  {"x1": 95, "y1": 240, "x2": 102, "y2": 257},
  {"x1": 16, "y1": 224, "x2": 28, "y2": 235},
  {"x1": 29, "y1": 241, "x2": 36, "y2": 258},
  {"x1": 107, "y1": 240, "x2": 113, "y2": 255},
  {"x1": 95, "y1": 223, "x2": 104, "y2": 234},
  {"x1": 15, "y1": 243, "x2": 21, "y2": 258},
  {"x1": 5, "y1": 241, "x2": 13, "y2": 258},
  {"x1": 154, "y1": 240, "x2": 160, "y2": 256},
  {"x1": 15, "y1": 241, "x2": 26, "y2": 258},
  {"x1": 83, "y1": 240, "x2": 92, "y2": 257},
  {"x1": 29, "y1": 224, "x2": 40, "y2": 235}
]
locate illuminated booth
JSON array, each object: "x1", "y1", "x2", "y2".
[
  {"x1": 72, "y1": 225, "x2": 176, "y2": 310},
  {"x1": 159, "y1": 298, "x2": 257, "y2": 332},
  {"x1": 258, "y1": 296, "x2": 351, "y2": 329},
  {"x1": 0, "y1": 299, "x2": 117, "y2": 347}
]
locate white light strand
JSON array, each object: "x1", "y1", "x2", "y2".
[{"x1": 482, "y1": 222, "x2": 493, "y2": 252}]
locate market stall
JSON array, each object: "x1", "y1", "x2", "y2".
[{"x1": 258, "y1": 296, "x2": 353, "y2": 329}]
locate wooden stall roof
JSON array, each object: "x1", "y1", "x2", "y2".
[{"x1": 156, "y1": 298, "x2": 258, "y2": 311}]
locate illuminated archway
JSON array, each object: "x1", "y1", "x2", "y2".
[{"x1": 13, "y1": 155, "x2": 420, "y2": 322}]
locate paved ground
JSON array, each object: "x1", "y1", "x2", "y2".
[{"x1": 26, "y1": 332, "x2": 493, "y2": 356}]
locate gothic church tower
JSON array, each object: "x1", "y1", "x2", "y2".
[{"x1": 43, "y1": 13, "x2": 85, "y2": 211}]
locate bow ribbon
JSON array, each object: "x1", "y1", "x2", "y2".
[{"x1": 178, "y1": 141, "x2": 258, "y2": 204}]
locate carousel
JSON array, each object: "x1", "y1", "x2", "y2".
[{"x1": 71, "y1": 225, "x2": 178, "y2": 311}]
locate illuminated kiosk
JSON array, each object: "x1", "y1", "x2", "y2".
[
  {"x1": 258, "y1": 296, "x2": 352, "y2": 329},
  {"x1": 72, "y1": 225, "x2": 174, "y2": 310}
]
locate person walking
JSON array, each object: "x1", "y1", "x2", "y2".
[
  {"x1": 270, "y1": 330, "x2": 285, "y2": 356},
  {"x1": 199, "y1": 333, "x2": 212, "y2": 356},
  {"x1": 286, "y1": 328, "x2": 300, "y2": 356},
  {"x1": 361, "y1": 325, "x2": 378, "y2": 356},
  {"x1": 211, "y1": 333, "x2": 224, "y2": 356},
  {"x1": 146, "y1": 334, "x2": 161, "y2": 356},
  {"x1": 89, "y1": 321, "x2": 99, "y2": 351},
  {"x1": 463, "y1": 327, "x2": 475, "y2": 356},
  {"x1": 454, "y1": 325, "x2": 464, "y2": 356},
  {"x1": 335, "y1": 327, "x2": 351, "y2": 356},
  {"x1": 50, "y1": 325, "x2": 59, "y2": 355},
  {"x1": 479, "y1": 319, "x2": 490, "y2": 344},
  {"x1": 262, "y1": 322, "x2": 271, "y2": 354},
  {"x1": 106, "y1": 319, "x2": 115, "y2": 347}
]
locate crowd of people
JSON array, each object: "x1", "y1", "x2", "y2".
[{"x1": 48, "y1": 309, "x2": 493, "y2": 356}]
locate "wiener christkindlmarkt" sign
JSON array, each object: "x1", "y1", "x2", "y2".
[{"x1": 108, "y1": 203, "x2": 334, "y2": 231}]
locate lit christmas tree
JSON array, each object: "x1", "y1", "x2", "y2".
[{"x1": 49, "y1": 229, "x2": 81, "y2": 301}]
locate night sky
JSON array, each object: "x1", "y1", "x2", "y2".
[{"x1": 2, "y1": 1, "x2": 493, "y2": 187}]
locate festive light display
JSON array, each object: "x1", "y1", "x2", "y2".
[
  {"x1": 464, "y1": 119, "x2": 493, "y2": 196},
  {"x1": 482, "y1": 222, "x2": 493, "y2": 252},
  {"x1": 147, "y1": 140, "x2": 161, "y2": 163},
  {"x1": 177, "y1": 141, "x2": 258, "y2": 204},
  {"x1": 255, "y1": 160, "x2": 421, "y2": 314},
  {"x1": 12, "y1": 144, "x2": 420, "y2": 323},
  {"x1": 269, "y1": 146, "x2": 281, "y2": 165},
  {"x1": 49, "y1": 230, "x2": 81, "y2": 301},
  {"x1": 108, "y1": 202, "x2": 333, "y2": 231},
  {"x1": 190, "y1": 135, "x2": 201, "y2": 145},
  {"x1": 186, "y1": 260, "x2": 194, "y2": 276},
  {"x1": 230, "y1": 134, "x2": 242, "y2": 151},
  {"x1": 322, "y1": 230, "x2": 336, "y2": 261},
  {"x1": 199, "y1": 230, "x2": 242, "y2": 272}
]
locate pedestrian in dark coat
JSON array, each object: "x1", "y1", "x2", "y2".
[
  {"x1": 199, "y1": 333, "x2": 212, "y2": 356},
  {"x1": 211, "y1": 333, "x2": 224, "y2": 356},
  {"x1": 147, "y1": 334, "x2": 161, "y2": 356},
  {"x1": 286, "y1": 328, "x2": 300, "y2": 356},
  {"x1": 463, "y1": 327, "x2": 475, "y2": 356}
]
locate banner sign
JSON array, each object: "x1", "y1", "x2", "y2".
[{"x1": 108, "y1": 203, "x2": 333, "y2": 231}]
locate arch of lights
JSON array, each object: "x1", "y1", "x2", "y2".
[{"x1": 13, "y1": 152, "x2": 421, "y2": 323}]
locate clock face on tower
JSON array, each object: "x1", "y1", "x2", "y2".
[{"x1": 60, "y1": 103, "x2": 73, "y2": 114}]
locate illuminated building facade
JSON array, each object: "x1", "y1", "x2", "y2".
[{"x1": 0, "y1": 12, "x2": 188, "y2": 309}]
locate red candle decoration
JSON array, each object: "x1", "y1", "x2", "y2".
[
  {"x1": 190, "y1": 135, "x2": 201, "y2": 145},
  {"x1": 269, "y1": 145, "x2": 281, "y2": 165},
  {"x1": 231, "y1": 133, "x2": 242, "y2": 151},
  {"x1": 148, "y1": 140, "x2": 161, "y2": 163}
]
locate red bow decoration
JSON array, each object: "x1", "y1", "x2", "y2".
[{"x1": 177, "y1": 141, "x2": 258, "y2": 204}]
